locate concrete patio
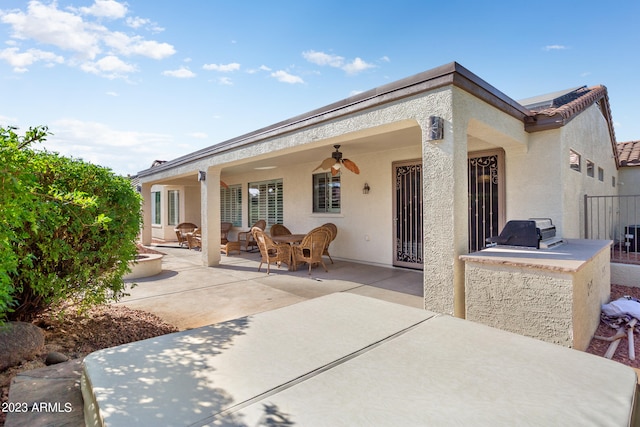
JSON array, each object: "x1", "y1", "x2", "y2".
[{"x1": 117, "y1": 245, "x2": 424, "y2": 330}]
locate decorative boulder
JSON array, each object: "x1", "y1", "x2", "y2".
[
  {"x1": 0, "y1": 321, "x2": 45, "y2": 370},
  {"x1": 45, "y1": 351, "x2": 69, "y2": 366}
]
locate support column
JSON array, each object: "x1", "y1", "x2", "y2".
[
  {"x1": 421, "y1": 108, "x2": 468, "y2": 318},
  {"x1": 200, "y1": 167, "x2": 222, "y2": 266},
  {"x1": 140, "y1": 183, "x2": 152, "y2": 246}
]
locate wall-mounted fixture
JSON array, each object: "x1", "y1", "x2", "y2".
[
  {"x1": 198, "y1": 170, "x2": 206, "y2": 181},
  {"x1": 136, "y1": 185, "x2": 142, "y2": 193},
  {"x1": 363, "y1": 182, "x2": 370, "y2": 194},
  {"x1": 427, "y1": 115, "x2": 443, "y2": 141}
]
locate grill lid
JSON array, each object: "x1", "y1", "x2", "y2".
[{"x1": 485, "y1": 218, "x2": 563, "y2": 249}]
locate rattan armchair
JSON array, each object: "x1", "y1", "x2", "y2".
[
  {"x1": 187, "y1": 228, "x2": 201, "y2": 250},
  {"x1": 270, "y1": 224, "x2": 292, "y2": 237},
  {"x1": 321, "y1": 223, "x2": 338, "y2": 263},
  {"x1": 252, "y1": 227, "x2": 292, "y2": 274},
  {"x1": 292, "y1": 227, "x2": 331, "y2": 275},
  {"x1": 174, "y1": 222, "x2": 198, "y2": 248},
  {"x1": 238, "y1": 220, "x2": 266, "y2": 251}
]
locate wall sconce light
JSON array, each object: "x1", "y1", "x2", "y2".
[
  {"x1": 198, "y1": 170, "x2": 206, "y2": 182},
  {"x1": 426, "y1": 115, "x2": 443, "y2": 141},
  {"x1": 363, "y1": 182, "x2": 370, "y2": 194},
  {"x1": 136, "y1": 185, "x2": 142, "y2": 193}
]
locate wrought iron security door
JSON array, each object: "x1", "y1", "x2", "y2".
[
  {"x1": 393, "y1": 160, "x2": 423, "y2": 269},
  {"x1": 468, "y1": 150, "x2": 505, "y2": 252}
]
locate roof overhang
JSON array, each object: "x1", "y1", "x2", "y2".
[{"x1": 137, "y1": 62, "x2": 532, "y2": 178}]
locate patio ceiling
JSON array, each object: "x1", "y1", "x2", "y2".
[{"x1": 147, "y1": 118, "x2": 506, "y2": 187}]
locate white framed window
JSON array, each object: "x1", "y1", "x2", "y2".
[
  {"x1": 569, "y1": 149, "x2": 581, "y2": 172},
  {"x1": 598, "y1": 167, "x2": 604, "y2": 182},
  {"x1": 313, "y1": 173, "x2": 341, "y2": 213},
  {"x1": 221, "y1": 184, "x2": 242, "y2": 227},
  {"x1": 248, "y1": 179, "x2": 283, "y2": 229},
  {"x1": 151, "y1": 191, "x2": 161, "y2": 225},
  {"x1": 168, "y1": 190, "x2": 180, "y2": 226}
]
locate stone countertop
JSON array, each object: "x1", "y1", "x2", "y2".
[{"x1": 459, "y1": 239, "x2": 612, "y2": 273}]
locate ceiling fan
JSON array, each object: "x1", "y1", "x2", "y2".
[{"x1": 313, "y1": 145, "x2": 360, "y2": 176}]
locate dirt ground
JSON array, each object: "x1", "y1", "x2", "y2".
[{"x1": 1, "y1": 280, "x2": 640, "y2": 426}]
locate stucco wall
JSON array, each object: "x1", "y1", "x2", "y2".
[
  {"x1": 560, "y1": 105, "x2": 619, "y2": 238},
  {"x1": 502, "y1": 104, "x2": 618, "y2": 239},
  {"x1": 619, "y1": 167, "x2": 640, "y2": 196},
  {"x1": 465, "y1": 263, "x2": 574, "y2": 347},
  {"x1": 221, "y1": 143, "x2": 422, "y2": 266},
  {"x1": 464, "y1": 240, "x2": 611, "y2": 350}
]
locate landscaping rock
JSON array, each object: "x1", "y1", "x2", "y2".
[
  {"x1": 45, "y1": 351, "x2": 69, "y2": 366},
  {"x1": 0, "y1": 322, "x2": 45, "y2": 370}
]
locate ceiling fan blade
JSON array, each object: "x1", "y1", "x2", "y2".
[
  {"x1": 330, "y1": 166, "x2": 340, "y2": 176},
  {"x1": 342, "y1": 158, "x2": 360, "y2": 174},
  {"x1": 220, "y1": 180, "x2": 229, "y2": 189},
  {"x1": 313, "y1": 157, "x2": 336, "y2": 171}
]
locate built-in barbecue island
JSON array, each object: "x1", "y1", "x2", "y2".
[{"x1": 460, "y1": 219, "x2": 611, "y2": 351}]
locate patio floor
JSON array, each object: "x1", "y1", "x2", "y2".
[{"x1": 116, "y1": 244, "x2": 424, "y2": 330}]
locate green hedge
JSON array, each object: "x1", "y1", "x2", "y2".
[{"x1": 0, "y1": 126, "x2": 142, "y2": 321}]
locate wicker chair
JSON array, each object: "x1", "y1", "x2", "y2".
[
  {"x1": 292, "y1": 227, "x2": 331, "y2": 275},
  {"x1": 187, "y1": 228, "x2": 201, "y2": 250},
  {"x1": 238, "y1": 220, "x2": 266, "y2": 251},
  {"x1": 220, "y1": 222, "x2": 241, "y2": 255},
  {"x1": 270, "y1": 224, "x2": 292, "y2": 237},
  {"x1": 321, "y1": 223, "x2": 338, "y2": 263},
  {"x1": 174, "y1": 222, "x2": 198, "y2": 247},
  {"x1": 252, "y1": 227, "x2": 292, "y2": 274}
]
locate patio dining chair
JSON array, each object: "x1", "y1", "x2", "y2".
[
  {"x1": 174, "y1": 222, "x2": 198, "y2": 248},
  {"x1": 237, "y1": 220, "x2": 266, "y2": 252},
  {"x1": 252, "y1": 227, "x2": 292, "y2": 274},
  {"x1": 292, "y1": 227, "x2": 331, "y2": 275},
  {"x1": 321, "y1": 223, "x2": 338, "y2": 263},
  {"x1": 220, "y1": 222, "x2": 241, "y2": 255},
  {"x1": 270, "y1": 224, "x2": 292, "y2": 237}
]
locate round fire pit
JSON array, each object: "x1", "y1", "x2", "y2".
[{"x1": 123, "y1": 253, "x2": 163, "y2": 280}]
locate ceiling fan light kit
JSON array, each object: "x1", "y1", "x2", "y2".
[{"x1": 313, "y1": 145, "x2": 360, "y2": 175}]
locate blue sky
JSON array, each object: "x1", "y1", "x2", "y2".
[{"x1": 1, "y1": 0, "x2": 638, "y2": 176}]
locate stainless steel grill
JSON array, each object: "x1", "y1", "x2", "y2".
[{"x1": 485, "y1": 218, "x2": 564, "y2": 249}]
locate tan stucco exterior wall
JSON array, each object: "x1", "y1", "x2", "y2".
[
  {"x1": 464, "y1": 240, "x2": 611, "y2": 350},
  {"x1": 619, "y1": 166, "x2": 640, "y2": 196},
  {"x1": 503, "y1": 105, "x2": 617, "y2": 239},
  {"x1": 560, "y1": 105, "x2": 619, "y2": 238}
]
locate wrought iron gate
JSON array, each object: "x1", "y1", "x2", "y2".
[
  {"x1": 468, "y1": 150, "x2": 505, "y2": 252},
  {"x1": 393, "y1": 160, "x2": 423, "y2": 268}
]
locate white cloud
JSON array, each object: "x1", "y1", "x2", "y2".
[
  {"x1": 45, "y1": 118, "x2": 176, "y2": 175},
  {"x1": 81, "y1": 55, "x2": 137, "y2": 79},
  {"x1": 0, "y1": 47, "x2": 64, "y2": 72},
  {"x1": 218, "y1": 76, "x2": 233, "y2": 85},
  {"x1": 203, "y1": 62, "x2": 240, "y2": 72},
  {"x1": 106, "y1": 91, "x2": 118, "y2": 96},
  {"x1": 0, "y1": 1, "x2": 175, "y2": 76},
  {"x1": 0, "y1": 114, "x2": 19, "y2": 126},
  {"x1": 1, "y1": 1, "x2": 104, "y2": 59},
  {"x1": 163, "y1": 67, "x2": 196, "y2": 78},
  {"x1": 103, "y1": 32, "x2": 175, "y2": 59},
  {"x1": 343, "y1": 57, "x2": 375, "y2": 75},
  {"x1": 79, "y1": 0, "x2": 128, "y2": 19},
  {"x1": 187, "y1": 132, "x2": 208, "y2": 139},
  {"x1": 302, "y1": 49, "x2": 375, "y2": 75},
  {"x1": 271, "y1": 70, "x2": 304, "y2": 84},
  {"x1": 303, "y1": 50, "x2": 344, "y2": 67},
  {"x1": 543, "y1": 45, "x2": 568, "y2": 51}
]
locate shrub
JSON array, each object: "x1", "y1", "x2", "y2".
[{"x1": 0, "y1": 126, "x2": 142, "y2": 321}]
